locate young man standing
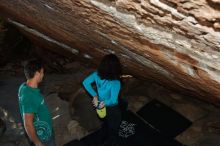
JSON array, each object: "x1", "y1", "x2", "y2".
[{"x1": 18, "y1": 60, "x2": 55, "y2": 146}]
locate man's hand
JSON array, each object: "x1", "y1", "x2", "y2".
[
  {"x1": 92, "y1": 96, "x2": 98, "y2": 107},
  {"x1": 35, "y1": 141, "x2": 44, "y2": 146}
]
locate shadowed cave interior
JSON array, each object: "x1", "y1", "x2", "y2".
[{"x1": 1, "y1": 1, "x2": 220, "y2": 145}]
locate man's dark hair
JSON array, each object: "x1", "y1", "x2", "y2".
[
  {"x1": 97, "y1": 54, "x2": 122, "y2": 80},
  {"x1": 24, "y1": 59, "x2": 43, "y2": 79}
]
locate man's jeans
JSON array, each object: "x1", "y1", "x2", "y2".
[{"x1": 42, "y1": 137, "x2": 56, "y2": 146}]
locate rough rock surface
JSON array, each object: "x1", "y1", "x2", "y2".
[
  {"x1": 0, "y1": 0, "x2": 220, "y2": 106},
  {"x1": 122, "y1": 78, "x2": 220, "y2": 146},
  {"x1": 67, "y1": 120, "x2": 88, "y2": 140}
]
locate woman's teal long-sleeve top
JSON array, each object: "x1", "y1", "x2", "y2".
[{"x1": 82, "y1": 71, "x2": 121, "y2": 107}]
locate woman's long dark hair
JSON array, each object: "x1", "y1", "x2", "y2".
[{"x1": 97, "y1": 54, "x2": 122, "y2": 80}]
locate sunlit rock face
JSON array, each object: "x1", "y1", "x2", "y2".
[{"x1": 0, "y1": 0, "x2": 220, "y2": 105}]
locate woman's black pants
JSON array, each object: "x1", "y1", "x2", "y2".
[
  {"x1": 91, "y1": 105, "x2": 122, "y2": 146},
  {"x1": 104, "y1": 105, "x2": 122, "y2": 146}
]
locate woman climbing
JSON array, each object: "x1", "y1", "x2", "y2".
[{"x1": 82, "y1": 54, "x2": 122, "y2": 146}]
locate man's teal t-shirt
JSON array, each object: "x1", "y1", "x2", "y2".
[{"x1": 18, "y1": 83, "x2": 53, "y2": 142}]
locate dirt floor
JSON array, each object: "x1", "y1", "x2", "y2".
[{"x1": 1, "y1": 60, "x2": 220, "y2": 146}]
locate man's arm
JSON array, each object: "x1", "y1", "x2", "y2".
[{"x1": 23, "y1": 113, "x2": 43, "y2": 146}]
